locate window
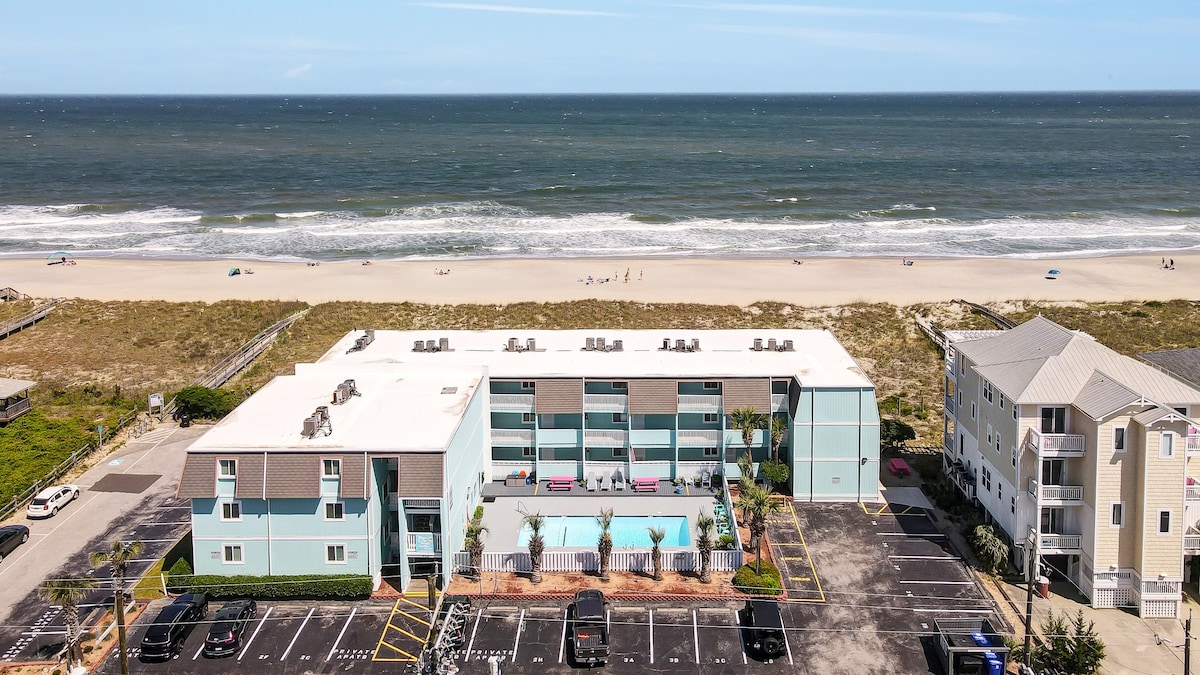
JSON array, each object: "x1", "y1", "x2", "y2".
[
  {"x1": 1113, "y1": 427, "x2": 1126, "y2": 452},
  {"x1": 220, "y1": 501, "x2": 241, "y2": 521},
  {"x1": 323, "y1": 459, "x2": 341, "y2": 478},
  {"x1": 1111, "y1": 502, "x2": 1125, "y2": 528},
  {"x1": 218, "y1": 459, "x2": 237, "y2": 477},
  {"x1": 1011, "y1": 496, "x2": 1016, "y2": 514},
  {"x1": 703, "y1": 413, "x2": 720, "y2": 423},
  {"x1": 1159, "y1": 510, "x2": 1172, "y2": 535},
  {"x1": 522, "y1": 412, "x2": 536, "y2": 424},
  {"x1": 986, "y1": 424, "x2": 992, "y2": 445},
  {"x1": 999, "y1": 393, "x2": 1006, "y2": 410},
  {"x1": 613, "y1": 382, "x2": 628, "y2": 390},
  {"x1": 997, "y1": 483, "x2": 1003, "y2": 501},
  {"x1": 326, "y1": 544, "x2": 347, "y2": 563},
  {"x1": 520, "y1": 381, "x2": 534, "y2": 390},
  {"x1": 1040, "y1": 407, "x2": 1066, "y2": 434},
  {"x1": 702, "y1": 447, "x2": 719, "y2": 457},
  {"x1": 703, "y1": 381, "x2": 720, "y2": 390},
  {"x1": 983, "y1": 381, "x2": 993, "y2": 403},
  {"x1": 222, "y1": 544, "x2": 243, "y2": 564},
  {"x1": 521, "y1": 446, "x2": 534, "y2": 458},
  {"x1": 1161, "y1": 432, "x2": 1175, "y2": 459},
  {"x1": 612, "y1": 413, "x2": 628, "y2": 424},
  {"x1": 995, "y1": 432, "x2": 1001, "y2": 454},
  {"x1": 970, "y1": 402, "x2": 976, "y2": 420},
  {"x1": 613, "y1": 447, "x2": 628, "y2": 458},
  {"x1": 982, "y1": 467, "x2": 992, "y2": 492},
  {"x1": 960, "y1": 359, "x2": 966, "y2": 376},
  {"x1": 325, "y1": 502, "x2": 344, "y2": 521},
  {"x1": 1176, "y1": 407, "x2": 1189, "y2": 416},
  {"x1": 1012, "y1": 404, "x2": 1019, "y2": 421},
  {"x1": 1011, "y1": 447, "x2": 1017, "y2": 468}
]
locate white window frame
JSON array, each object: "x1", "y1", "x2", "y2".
[
  {"x1": 986, "y1": 424, "x2": 992, "y2": 445},
  {"x1": 703, "y1": 381, "x2": 720, "y2": 390},
  {"x1": 222, "y1": 543, "x2": 244, "y2": 564},
  {"x1": 997, "y1": 482, "x2": 1003, "y2": 501},
  {"x1": 1161, "y1": 432, "x2": 1176, "y2": 459},
  {"x1": 703, "y1": 413, "x2": 720, "y2": 423},
  {"x1": 522, "y1": 412, "x2": 536, "y2": 424},
  {"x1": 326, "y1": 544, "x2": 347, "y2": 564},
  {"x1": 971, "y1": 402, "x2": 977, "y2": 420},
  {"x1": 520, "y1": 381, "x2": 534, "y2": 390},
  {"x1": 1158, "y1": 509, "x2": 1172, "y2": 535},
  {"x1": 521, "y1": 446, "x2": 535, "y2": 458},
  {"x1": 1011, "y1": 446, "x2": 1017, "y2": 468},
  {"x1": 324, "y1": 501, "x2": 345, "y2": 521},
  {"x1": 1113, "y1": 426, "x2": 1126, "y2": 452},
  {"x1": 999, "y1": 393, "x2": 1006, "y2": 410},
  {"x1": 322, "y1": 458, "x2": 341, "y2": 478},
  {"x1": 1110, "y1": 502, "x2": 1125, "y2": 528},
  {"x1": 983, "y1": 381, "x2": 993, "y2": 403},
  {"x1": 612, "y1": 412, "x2": 628, "y2": 424},
  {"x1": 613, "y1": 447, "x2": 628, "y2": 458},
  {"x1": 1010, "y1": 496, "x2": 1016, "y2": 514},
  {"x1": 1012, "y1": 403, "x2": 1019, "y2": 421},
  {"x1": 702, "y1": 446, "x2": 720, "y2": 457},
  {"x1": 995, "y1": 431, "x2": 1001, "y2": 454},
  {"x1": 218, "y1": 458, "x2": 237, "y2": 478},
  {"x1": 612, "y1": 381, "x2": 628, "y2": 390},
  {"x1": 220, "y1": 501, "x2": 242, "y2": 522}
]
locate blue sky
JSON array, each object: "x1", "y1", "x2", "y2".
[{"x1": 1, "y1": 1, "x2": 1196, "y2": 94}]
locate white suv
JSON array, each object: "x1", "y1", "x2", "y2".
[{"x1": 26, "y1": 485, "x2": 80, "y2": 518}]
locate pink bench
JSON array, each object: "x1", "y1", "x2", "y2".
[
  {"x1": 632, "y1": 478, "x2": 659, "y2": 493},
  {"x1": 547, "y1": 476, "x2": 574, "y2": 491},
  {"x1": 887, "y1": 458, "x2": 912, "y2": 477}
]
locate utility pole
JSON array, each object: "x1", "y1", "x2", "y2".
[
  {"x1": 1024, "y1": 530, "x2": 1038, "y2": 668},
  {"x1": 1186, "y1": 609, "x2": 1192, "y2": 675}
]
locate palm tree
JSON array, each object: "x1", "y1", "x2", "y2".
[
  {"x1": 739, "y1": 483, "x2": 785, "y2": 575},
  {"x1": 696, "y1": 512, "x2": 715, "y2": 584},
  {"x1": 39, "y1": 573, "x2": 97, "y2": 669},
  {"x1": 769, "y1": 413, "x2": 787, "y2": 462},
  {"x1": 90, "y1": 539, "x2": 143, "y2": 675},
  {"x1": 728, "y1": 406, "x2": 767, "y2": 466},
  {"x1": 647, "y1": 527, "x2": 666, "y2": 582},
  {"x1": 596, "y1": 508, "x2": 614, "y2": 581},
  {"x1": 465, "y1": 520, "x2": 489, "y2": 580},
  {"x1": 524, "y1": 513, "x2": 545, "y2": 584}
]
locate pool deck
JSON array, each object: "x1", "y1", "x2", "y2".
[{"x1": 478, "y1": 479, "x2": 723, "y2": 552}]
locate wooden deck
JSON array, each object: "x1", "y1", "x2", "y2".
[{"x1": 0, "y1": 297, "x2": 64, "y2": 340}]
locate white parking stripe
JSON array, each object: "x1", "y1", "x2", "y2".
[
  {"x1": 280, "y1": 608, "x2": 315, "y2": 660},
  {"x1": 899, "y1": 580, "x2": 975, "y2": 585},
  {"x1": 648, "y1": 609, "x2": 654, "y2": 663},
  {"x1": 512, "y1": 609, "x2": 525, "y2": 661},
  {"x1": 783, "y1": 625, "x2": 794, "y2": 665},
  {"x1": 876, "y1": 531, "x2": 945, "y2": 537},
  {"x1": 692, "y1": 609, "x2": 700, "y2": 664},
  {"x1": 733, "y1": 609, "x2": 747, "y2": 665},
  {"x1": 913, "y1": 608, "x2": 994, "y2": 614},
  {"x1": 193, "y1": 643, "x2": 204, "y2": 660},
  {"x1": 326, "y1": 607, "x2": 356, "y2": 661},
  {"x1": 558, "y1": 608, "x2": 568, "y2": 664},
  {"x1": 237, "y1": 606, "x2": 272, "y2": 661},
  {"x1": 466, "y1": 609, "x2": 483, "y2": 661},
  {"x1": 888, "y1": 555, "x2": 960, "y2": 560}
]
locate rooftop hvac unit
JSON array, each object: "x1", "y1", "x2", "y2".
[
  {"x1": 768, "y1": 338, "x2": 778, "y2": 351},
  {"x1": 364, "y1": 328, "x2": 375, "y2": 341},
  {"x1": 675, "y1": 339, "x2": 686, "y2": 351},
  {"x1": 691, "y1": 338, "x2": 701, "y2": 352},
  {"x1": 413, "y1": 340, "x2": 426, "y2": 352},
  {"x1": 426, "y1": 339, "x2": 436, "y2": 352},
  {"x1": 508, "y1": 337, "x2": 519, "y2": 352},
  {"x1": 612, "y1": 339, "x2": 623, "y2": 352},
  {"x1": 439, "y1": 337, "x2": 450, "y2": 352},
  {"x1": 332, "y1": 387, "x2": 347, "y2": 404},
  {"x1": 586, "y1": 337, "x2": 596, "y2": 351},
  {"x1": 782, "y1": 339, "x2": 795, "y2": 351},
  {"x1": 661, "y1": 338, "x2": 670, "y2": 351},
  {"x1": 315, "y1": 406, "x2": 330, "y2": 423},
  {"x1": 526, "y1": 338, "x2": 536, "y2": 352},
  {"x1": 302, "y1": 407, "x2": 332, "y2": 438},
  {"x1": 753, "y1": 338, "x2": 763, "y2": 351},
  {"x1": 302, "y1": 415, "x2": 320, "y2": 438},
  {"x1": 596, "y1": 337, "x2": 606, "y2": 351}
]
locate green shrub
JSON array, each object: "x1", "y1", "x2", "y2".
[
  {"x1": 717, "y1": 533, "x2": 737, "y2": 550},
  {"x1": 473, "y1": 505, "x2": 484, "y2": 522},
  {"x1": 166, "y1": 558, "x2": 192, "y2": 593},
  {"x1": 732, "y1": 561, "x2": 783, "y2": 596},
  {"x1": 184, "y1": 574, "x2": 373, "y2": 599},
  {"x1": 759, "y1": 460, "x2": 790, "y2": 485},
  {"x1": 173, "y1": 386, "x2": 238, "y2": 421}
]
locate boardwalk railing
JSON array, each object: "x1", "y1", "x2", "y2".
[
  {"x1": 956, "y1": 299, "x2": 1016, "y2": 329},
  {"x1": 0, "y1": 287, "x2": 27, "y2": 301},
  {"x1": 0, "y1": 297, "x2": 65, "y2": 339}
]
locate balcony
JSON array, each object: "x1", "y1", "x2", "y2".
[
  {"x1": 584, "y1": 429, "x2": 628, "y2": 446},
  {"x1": 944, "y1": 395, "x2": 956, "y2": 416},
  {"x1": 1142, "y1": 579, "x2": 1182, "y2": 598},
  {"x1": 1039, "y1": 533, "x2": 1083, "y2": 554},
  {"x1": 771, "y1": 393, "x2": 787, "y2": 412},
  {"x1": 404, "y1": 532, "x2": 442, "y2": 556},
  {"x1": 490, "y1": 393, "x2": 534, "y2": 413},
  {"x1": 491, "y1": 428, "x2": 534, "y2": 446},
  {"x1": 1189, "y1": 435, "x2": 1200, "y2": 456},
  {"x1": 678, "y1": 395, "x2": 721, "y2": 413},
  {"x1": 1026, "y1": 429, "x2": 1086, "y2": 457},
  {"x1": 677, "y1": 429, "x2": 722, "y2": 447},
  {"x1": 537, "y1": 428, "x2": 582, "y2": 447},
  {"x1": 1028, "y1": 478, "x2": 1084, "y2": 505},
  {"x1": 1186, "y1": 534, "x2": 1200, "y2": 554},
  {"x1": 944, "y1": 432, "x2": 954, "y2": 453},
  {"x1": 629, "y1": 429, "x2": 671, "y2": 448},
  {"x1": 1187, "y1": 486, "x2": 1200, "y2": 502},
  {"x1": 584, "y1": 394, "x2": 628, "y2": 413}
]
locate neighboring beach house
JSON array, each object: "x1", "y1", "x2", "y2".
[
  {"x1": 179, "y1": 329, "x2": 879, "y2": 589},
  {"x1": 0, "y1": 378, "x2": 36, "y2": 424},
  {"x1": 942, "y1": 316, "x2": 1200, "y2": 618}
]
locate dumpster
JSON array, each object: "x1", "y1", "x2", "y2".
[{"x1": 1036, "y1": 575, "x2": 1050, "y2": 599}]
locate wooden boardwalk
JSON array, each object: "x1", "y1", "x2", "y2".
[{"x1": 0, "y1": 297, "x2": 65, "y2": 340}]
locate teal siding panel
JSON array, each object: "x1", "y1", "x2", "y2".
[
  {"x1": 268, "y1": 498, "x2": 370, "y2": 538},
  {"x1": 812, "y1": 389, "x2": 862, "y2": 423},
  {"x1": 860, "y1": 390, "x2": 880, "y2": 422},
  {"x1": 812, "y1": 425, "x2": 862, "y2": 460},
  {"x1": 792, "y1": 425, "x2": 813, "y2": 462},
  {"x1": 797, "y1": 390, "x2": 813, "y2": 423},
  {"x1": 269, "y1": 540, "x2": 372, "y2": 576},
  {"x1": 859, "y1": 461, "x2": 879, "y2": 497},
  {"x1": 811, "y1": 461, "x2": 859, "y2": 498},
  {"x1": 792, "y1": 461, "x2": 813, "y2": 497},
  {"x1": 192, "y1": 540, "x2": 271, "y2": 576},
  {"x1": 444, "y1": 386, "x2": 487, "y2": 557}
]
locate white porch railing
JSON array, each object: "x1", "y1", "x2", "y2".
[
  {"x1": 1027, "y1": 429, "x2": 1086, "y2": 456},
  {"x1": 1186, "y1": 535, "x2": 1200, "y2": 553},
  {"x1": 1142, "y1": 579, "x2": 1183, "y2": 596},
  {"x1": 492, "y1": 460, "x2": 535, "y2": 480},
  {"x1": 1041, "y1": 484, "x2": 1084, "y2": 503},
  {"x1": 452, "y1": 547, "x2": 743, "y2": 574},
  {"x1": 944, "y1": 432, "x2": 954, "y2": 453},
  {"x1": 677, "y1": 429, "x2": 722, "y2": 446},
  {"x1": 1189, "y1": 435, "x2": 1200, "y2": 454},
  {"x1": 491, "y1": 428, "x2": 534, "y2": 445},
  {"x1": 584, "y1": 394, "x2": 629, "y2": 413},
  {"x1": 678, "y1": 395, "x2": 722, "y2": 413},
  {"x1": 405, "y1": 532, "x2": 442, "y2": 555},
  {"x1": 944, "y1": 395, "x2": 956, "y2": 415},
  {"x1": 677, "y1": 461, "x2": 722, "y2": 482},
  {"x1": 1040, "y1": 534, "x2": 1082, "y2": 552},
  {"x1": 1187, "y1": 486, "x2": 1200, "y2": 502},
  {"x1": 490, "y1": 394, "x2": 534, "y2": 412},
  {"x1": 584, "y1": 429, "x2": 628, "y2": 446}
]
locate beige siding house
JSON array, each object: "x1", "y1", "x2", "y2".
[{"x1": 942, "y1": 316, "x2": 1200, "y2": 618}]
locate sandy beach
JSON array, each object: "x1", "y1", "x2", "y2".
[{"x1": 4, "y1": 254, "x2": 1197, "y2": 306}]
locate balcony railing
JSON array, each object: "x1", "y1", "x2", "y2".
[
  {"x1": 584, "y1": 394, "x2": 628, "y2": 413},
  {"x1": 944, "y1": 432, "x2": 954, "y2": 453},
  {"x1": 491, "y1": 428, "x2": 534, "y2": 446},
  {"x1": 490, "y1": 394, "x2": 534, "y2": 412},
  {"x1": 1186, "y1": 535, "x2": 1200, "y2": 553},
  {"x1": 405, "y1": 532, "x2": 442, "y2": 555},
  {"x1": 944, "y1": 395, "x2": 956, "y2": 416},
  {"x1": 1028, "y1": 479, "x2": 1083, "y2": 503},
  {"x1": 1188, "y1": 435, "x2": 1200, "y2": 455},
  {"x1": 771, "y1": 393, "x2": 787, "y2": 412},
  {"x1": 1187, "y1": 486, "x2": 1200, "y2": 502},
  {"x1": 678, "y1": 395, "x2": 721, "y2": 413},
  {"x1": 1027, "y1": 429, "x2": 1086, "y2": 457},
  {"x1": 0, "y1": 398, "x2": 31, "y2": 423},
  {"x1": 677, "y1": 429, "x2": 722, "y2": 447},
  {"x1": 1039, "y1": 534, "x2": 1083, "y2": 552},
  {"x1": 584, "y1": 429, "x2": 628, "y2": 446},
  {"x1": 1142, "y1": 579, "x2": 1182, "y2": 597}
]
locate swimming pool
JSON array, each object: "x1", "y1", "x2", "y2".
[{"x1": 517, "y1": 515, "x2": 691, "y2": 548}]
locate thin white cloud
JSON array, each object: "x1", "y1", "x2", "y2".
[
  {"x1": 701, "y1": 23, "x2": 957, "y2": 55},
  {"x1": 677, "y1": 3, "x2": 1021, "y2": 24},
  {"x1": 285, "y1": 63, "x2": 313, "y2": 78},
  {"x1": 415, "y1": 2, "x2": 629, "y2": 17}
]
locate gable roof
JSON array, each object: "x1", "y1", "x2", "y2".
[
  {"x1": 953, "y1": 316, "x2": 1200, "y2": 413},
  {"x1": 1139, "y1": 348, "x2": 1200, "y2": 388}
]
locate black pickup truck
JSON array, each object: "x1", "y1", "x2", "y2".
[
  {"x1": 570, "y1": 590, "x2": 610, "y2": 666},
  {"x1": 744, "y1": 599, "x2": 787, "y2": 659}
]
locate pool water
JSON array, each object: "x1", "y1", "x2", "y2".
[{"x1": 517, "y1": 515, "x2": 691, "y2": 548}]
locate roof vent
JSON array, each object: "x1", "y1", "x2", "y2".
[
  {"x1": 413, "y1": 340, "x2": 426, "y2": 352},
  {"x1": 331, "y1": 379, "x2": 360, "y2": 405},
  {"x1": 783, "y1": 339, "x2": 794, "y2": 351},
  {"x1": 507, "y1": 337, "x2": 520, "y2": 352},
  {"x1": 612, "y1": 339, "x2": 623, "y2": 352},
  {"x1": 301, "y1": 405, "x2": 332, "y2": 438},
  {"x1": 768, "y1": 338, "x2": 778, "y2": 351},
  {"x1": 347, "y1": 329, "x2": 375, "y2": 354},
  {"x1": 753, "y1": 338, "x2": 763, "y2": 352},
  {"x1": 585, "y1": 337, "x2": 596, "y2": 351}
]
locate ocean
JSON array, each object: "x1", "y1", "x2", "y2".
[{"x1": 0, "y1": 93, "x2": 1197, "y2": 262}]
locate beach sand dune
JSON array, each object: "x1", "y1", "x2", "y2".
[{"x1": 4, "y1": 255, "x2": 1194, "y2": 306}]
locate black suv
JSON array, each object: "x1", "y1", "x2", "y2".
[
  {"x1": 140, "y1": 593, "x2": 208, "y2": 661},
  {"x1": 0, "y1": 525, "x2": 30, "y2": 563},
  {"x1": 203, "y1": 599, "x2": 258, "y2": 658},
  {"x1": 743, "y1": 599, "x2": 787, "y2": 659}
]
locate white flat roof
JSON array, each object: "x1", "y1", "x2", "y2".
[
  {"x1": 316, "y1": 329, "x2": 873, "y2": 389},
  {"x1": 188, "y1": 364, "x2": 483, "y2": 453}
]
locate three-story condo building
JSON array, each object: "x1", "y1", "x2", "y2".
[
  {"x1": 180, "y1": 329, "x2": 879, "y2": 590},
  {"x1": 942, "y1": 316, "x2": 1200, "y2": 618}
]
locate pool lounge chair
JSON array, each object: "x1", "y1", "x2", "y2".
[
  {"x1": 701, "y1": 470, "x2": 712, "y2": 490},
  {"x1": 586, "y1": 474, "x2": 598, "y2": 492},
  {"x1": 614, "y1": 472, "x2": 627, "y2": 491},
  {"x1": 601, "y1": 474, "x2": 613, "y2": 491}
]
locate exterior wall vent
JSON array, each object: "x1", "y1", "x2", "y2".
[
  {"x1": 347, "y1": 329, "x2": 375, "y2": 353},
  {"x1": 301, "y1": 405, "x2": 332, "y2": 438},
  {"x1": 332, "y1": 379, "x2": 360, "y2": 405}
]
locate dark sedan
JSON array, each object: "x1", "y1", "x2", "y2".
[
  {"x1": 0, "y1": 525, "x2": 30, "y2": 563},
  {"x1": 203, "y1": 599, "x2": 258, "y2": 658}
]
